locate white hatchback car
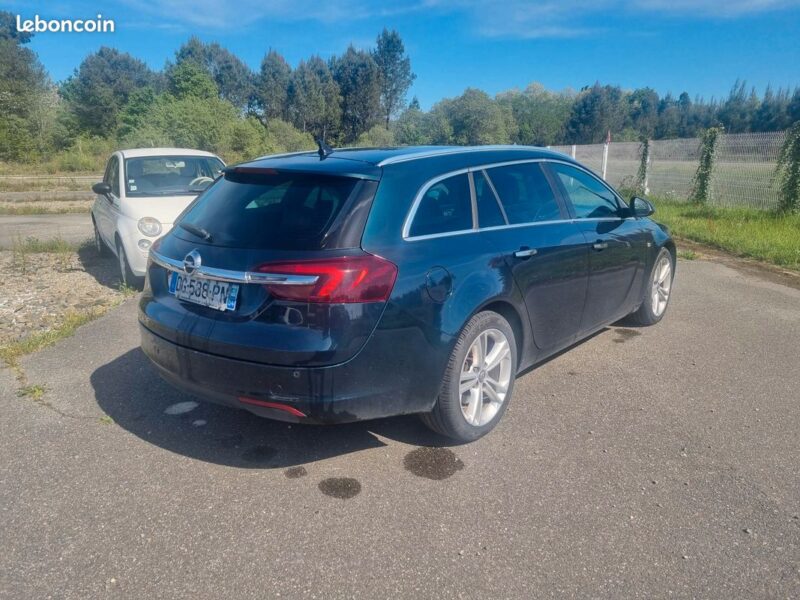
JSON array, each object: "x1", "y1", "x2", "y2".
[{"x1": 91, "y1": 148, "x2": 225, "y2": 287}]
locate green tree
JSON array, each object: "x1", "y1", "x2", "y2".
[
  {"x1": 718, "y1": 80, "x2": 756, "y2": 133},
  {"x1": 61, "y1": 47, "x2": 155, "y2": 136},
  {"x1": 789, "y1": 88, "x2": 800, "y2": 123},
  {"x1": 289, "y1": 56, "x2": 341, "y2": 142},
  {"x1": 627, "y1": 87, "x2": 660, "y2": 138},
  {"x1": 565, "y1": 83, "x2": 627, "y2": 144},
  {"x1": 392, "y1": 104, "x2": 429, "y2": 145},
  {"x1": 434, "y1": 88, "x2": 512, "y2": 145},
  {"x1": 372, "y1": 28, "x2": 415, "y2": 127},
  {"x1": 0, "y1": 11, "x2": 57, "y2": 160},
  {"x1": 171, "y1": 37, "x2": 253, "y2": 109},
  {"x1": 168, "y1": 61, "x2": 218, "y2": 100},
  {"x1": 255, "y1": 50, "x2": 291, "y2": 120},
  {"x1": 118, "y1": 87, "x2": 158, "y2": 138},
  {"x1": 497, "y1": 83, "x2": 572, "y2": 146},
  {"x1": 754, "y1": 86, "x2": 791, "y2": 132},
  {"x1": 332, "y1": 46, "x2": 382, "y2": 143}
]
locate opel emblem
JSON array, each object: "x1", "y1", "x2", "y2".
[{"x1": 183, "y1": 249, "x2": 201, "y2": 275}]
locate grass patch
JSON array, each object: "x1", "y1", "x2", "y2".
[
  {"x1": 117, "y1": 283, "x2": 139, "y2": 297},
  {"x1": 17, "y1": 384, "x2": 46, "y2": 400},
  {"x1": 9, "y1": 236, "x2": 88, "y2": 272},
  {"x1": 12, "y1": 236, "x2": 81, "y2": 254},
  {"x1": 98, "y1": 415, "x2": 114, "y2": 425},
  {"x1": 0, "y1": 179, "x2": 94, "y2": 193},
  {"x1": 0, "y1": 309, "x2": 106, "y2": 372},
  {"x1": 0, "y1": 205, "x2": 90, "y2": 215},
  {"x1": 677, "y1": 249, "x2": 698, "y2": 260},
  {"x1": 650, "y1": 198, "x2": 800, "y2": 271}
]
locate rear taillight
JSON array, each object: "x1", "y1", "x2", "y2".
[{"x1": 254, "y1": 254, "x2": 397, "y2": 303}]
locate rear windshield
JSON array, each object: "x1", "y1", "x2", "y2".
[
  {"x1": 125, "y1": 155, "x2": 224, "y2": 197},
  {"x1": 175, "y1": 171, "x2": 369, "y2": 250}
]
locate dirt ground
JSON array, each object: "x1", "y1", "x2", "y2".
[{"x1": 0, "y1": 244, "x2": 127, "y2": 345}]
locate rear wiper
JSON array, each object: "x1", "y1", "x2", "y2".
[{"x1": 179, "y1": 222, "x2": 212, "y2": 242}]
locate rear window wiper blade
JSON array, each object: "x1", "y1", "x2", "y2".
[{"x1": 178, "y1": 221, "x2": 212, "y2": 242}]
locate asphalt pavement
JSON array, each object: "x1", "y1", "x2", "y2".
[
  {"x1": 0, "y1": 213, "x2": 94, "y2": 248},
  {"x1": 1, "y1": 258, "x2": 798, "y2": 598}
]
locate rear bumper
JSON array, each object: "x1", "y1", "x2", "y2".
[{"x1": 139, "y1": 322, "x2": 444, "y2": 424}]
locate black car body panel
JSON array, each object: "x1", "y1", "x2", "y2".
[{"x1": 139, "y1": 146, "x2": 675, "y2": 424}]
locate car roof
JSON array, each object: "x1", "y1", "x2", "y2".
[
  {"x1": 233, "y1": 145, "x2": 576, "y2": 180},
  {"x1": 119, "y1": 148, "x2": 221, "y2": 159}
]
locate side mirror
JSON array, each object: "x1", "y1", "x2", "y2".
[
  {"x1": 92, "y1": 182, "x2": 112, "y2": 196},
  {"x1": 629, "y1": 196, "x2": 655, "y2": 218}
]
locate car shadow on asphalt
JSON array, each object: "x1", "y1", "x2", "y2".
[
  {"x1": 90, "y1": 348, "x2": 457, "y2": 469},
  {"x1": 77, "y1": 244, "x2": 122, "y2": 290}
]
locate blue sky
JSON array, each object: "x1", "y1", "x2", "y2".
[{"x1": 7, "y1": 0, "x2": 800, "y2": 108}]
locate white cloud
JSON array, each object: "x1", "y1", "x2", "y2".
[
  {"x1": 119, "y1": 0, "x2": 425, "y2": 29},
  {"x1": 424, "y1": 0, "x2": 800, "y2": 38},
  {"x1": 118, "y1": 0, "x2": 800, "y2": 35}
]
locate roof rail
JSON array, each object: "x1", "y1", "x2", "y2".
[{"x1": 376, "y1": 145, "x2": 545, "y2": 167}]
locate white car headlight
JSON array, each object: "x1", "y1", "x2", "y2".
[{"x1": 138, "y1": 217, "x2": 162, "y2": 237}]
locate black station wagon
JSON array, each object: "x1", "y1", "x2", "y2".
[{"x1": 139, "y1": 145, "x2": 675, "y2": 442}]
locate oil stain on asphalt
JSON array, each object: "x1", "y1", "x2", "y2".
[
  {"x1": 613, "y1": 328, "x2": 642, "y2": 343},
  {"x1": 284, "y1": 466, "x2": 307, "y2": 479},
  {"x1": 404, "y1": 447, "x2": 464, "y2": 480},
  {"x1": 318, "y1": 477, "x2": 361, "y2": 499}
]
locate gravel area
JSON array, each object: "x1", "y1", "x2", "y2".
[{"x1": 0, "y1": 245, "x2": 127, "y2": 345}]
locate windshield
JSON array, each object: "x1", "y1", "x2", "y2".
[{"x1": 124, "y1": 155, "x2": 224, "y2": 197}]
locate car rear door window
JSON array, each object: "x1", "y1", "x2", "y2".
[
  {"x1": 409, "y1": 174, "x2": 473, "y2": 238},
  {"x1": 472, "y1": 170, "x2": 506, "y2": 228},
  {"x1": 485, "y1": 163, "x2": 562, "y2": 224},
  {"x1": 550, "y1": 163, "x2": 621, "y2": 219}
]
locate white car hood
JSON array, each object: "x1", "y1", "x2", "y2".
[{"x1": 121, "y1": 195, "x2": 199, "y2": 224}]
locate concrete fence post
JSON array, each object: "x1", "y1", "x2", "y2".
[
  {"x1": 571, "y1": 145, "x2": 576, "y2": 159},
  {"x1": 601, "y1": 142, "x2": 609, "y2": 180},
  {"x1": 644, "y1": 140, "x2": 651, "y2": 195}
]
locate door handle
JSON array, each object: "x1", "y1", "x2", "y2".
[
  {"x1": 592, "y1": 241, "x2": 609, "y2": 251},
  {"x1": 514, "y1": 247, "x2": 538, "y2": 258}
]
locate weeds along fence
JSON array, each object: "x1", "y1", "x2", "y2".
[{"x1": 551, "y1": 130, "x2": 787, "y2": 210}]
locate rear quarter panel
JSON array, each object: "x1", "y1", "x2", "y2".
[{"x1": 361, "y1": 163, "x2": 534, "y2": 382}]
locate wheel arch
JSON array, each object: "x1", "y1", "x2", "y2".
[
  {"x1": 472, "y1": 298, "x2": 526, "y2": 368},
  {"x1": 662, "y1": 239, "x2": 677, "y2": 264}
]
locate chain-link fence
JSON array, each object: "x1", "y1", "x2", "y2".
[{"x1": 548, "y1": 130, "x2": 786, "y2": 210}]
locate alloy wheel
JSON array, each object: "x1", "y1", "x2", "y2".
[
  {"x1": 459, "y1": 328, "x2": 512, "y2": 427},
  {"x1": 651, "y1": 254, "x2": 672, "y2": 317}
]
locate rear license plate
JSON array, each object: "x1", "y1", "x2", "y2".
[{"x1": 168, "y1": 271, "x2": 239, "y2": 311}]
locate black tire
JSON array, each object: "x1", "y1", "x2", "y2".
[
  {"x1": 116, "y1": 239, "x2": 144, "y2": 290},
  {"x1": 421, "y1": 311, "x2": 517, "y2": 442},
  {"x1": 626, "y1": 247, "x2": 674, "y2": 326},
  {"x1": 93, "y1": 217, "x2": 108, "y2": 256}
]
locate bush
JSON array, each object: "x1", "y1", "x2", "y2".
[
  {"x1": 776, "y1": 121, "x2": 800, "y2": 213},
  {"x1": 263, "y1": 118, "x2": 316, "y2": 154},
  {"x1": 354, "y1": 124, "x2": 395, "y2": 147},
  {"x1": 690, "y1": 126, "x2": 723, "y2": 204},
  {"x1": 54, "y1": 136, "x2": 116, "y2": 172}
]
